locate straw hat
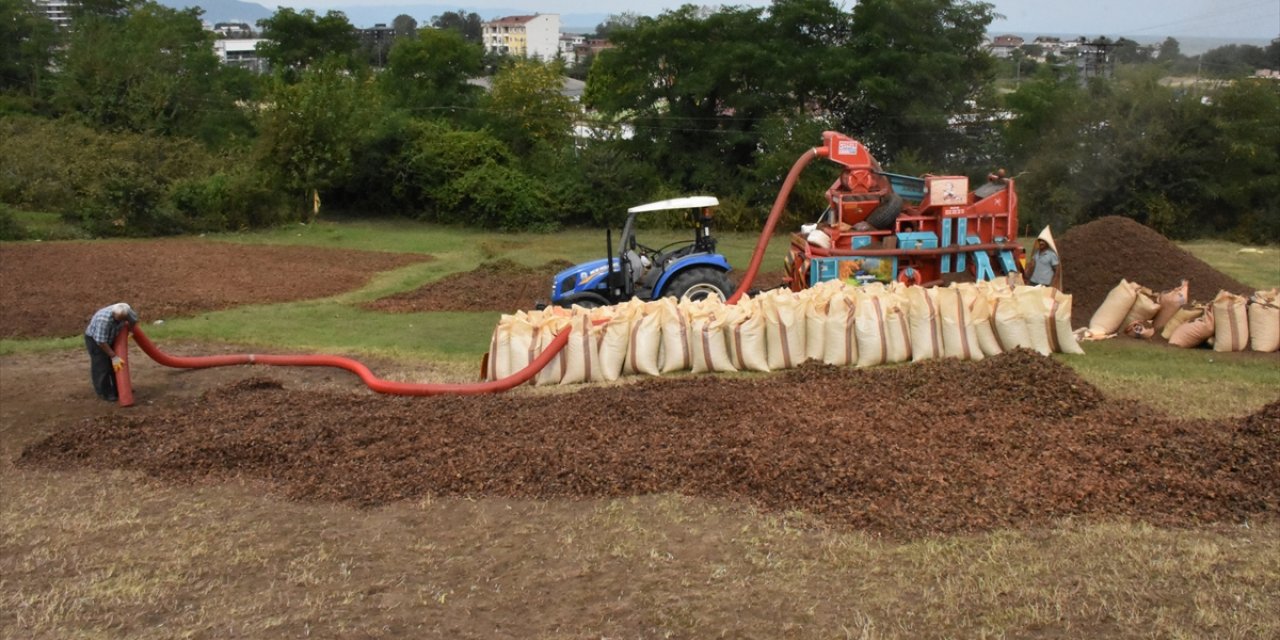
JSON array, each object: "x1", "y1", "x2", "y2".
[{"x1": 1036, "y1": 226, "x2": 1057, "y2": 254}]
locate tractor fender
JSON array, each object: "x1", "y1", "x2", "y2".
[{"x1": 653, "y1": 255, "x2": 732, "y2": 296}]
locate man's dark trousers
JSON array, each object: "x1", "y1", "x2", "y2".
[{"x1": 85, "y1": 334, "x2": 117, "y2": 400}]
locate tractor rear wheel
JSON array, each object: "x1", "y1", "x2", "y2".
[{"x1": 664, "y1": 268, "x2": 732, "y2": 303}]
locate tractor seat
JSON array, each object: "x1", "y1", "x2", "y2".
[{"x1": 624, "y1": 249, "x2": 646, "y2": 284}]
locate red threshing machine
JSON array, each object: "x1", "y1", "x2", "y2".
[{"x1": 781, "y1": 131, "x2": 1025, "y2": 291}]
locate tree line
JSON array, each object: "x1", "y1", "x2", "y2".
[{"x1": 1, "y1": 0, "x2": 1276, "y2": 242}]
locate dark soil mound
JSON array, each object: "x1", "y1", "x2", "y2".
[
  {"x1": 364, "y1": 259, "x2": 572, "y2": 313},
  {"x1": 0, "y1": 240, "x2": 429, "y2": 339},
  {"x1": 1057, "y1": 216, "x2": 1252, "y2": 327},
  {"x1": 20, "y1": 351, "x2": 1278, "y2": 538}
]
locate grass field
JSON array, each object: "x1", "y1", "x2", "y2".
[{"x1": 2, "y1": 219, "x2": 1277, "y2": 639}]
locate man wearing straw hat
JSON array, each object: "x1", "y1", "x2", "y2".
[
  {"x1": 84, "y1": 303, "x2": 138, "y2": 402},
  {"x1": 1024, "y1": 226, "x2": 1062, "y2": 289}
]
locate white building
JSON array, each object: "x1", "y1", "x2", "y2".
[
  {"x1": 34, "y1": 0, "x2": 74, "y2": 28},
  {"x1": 213, "y1": 39, "x2": 268, "y2": 74},
  {"x1": 482, "y1": 14, "x2": 561, "y2": 60}
]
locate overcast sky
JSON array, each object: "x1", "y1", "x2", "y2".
[{"x1": 277, "y1": 0, "x2": 1279, "y2": 40}]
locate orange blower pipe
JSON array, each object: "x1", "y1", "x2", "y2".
[
  {"x1": 112, "y1": 329, "x2": 135, "y2": 407},
  {"x1": 126, "y1": 325, "x2": 571, "y2": 396},
  {"x1": 726, "y1": 145, "x2": 826, "y2": 304}
]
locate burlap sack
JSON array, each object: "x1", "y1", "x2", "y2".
[
  {"x1": 561, "y1": 312, "x2": 607, "y2": 385},
  {"x1": 1152, "y1": 280, "x2": 1189, "y2": 331},
  {"x1": 855, "y1": 290, "x2": 910, "y2": 367},
  {"x1": 938, "y1": 285, "x2": 982, "y2": 361},
  {"x1": 762, "y1": 290, "x2": 807, "y2": 370},
  {"x1": 486, "y1": 313, "x2": 518, "y2": 381},
  {"x1": 1051, "y1": 290, "x2": 1086, "y2": 355},
  {"x1": 1088, "y1": 279, "x2": 1141, "y2": 336},
  {"x1": 686, "y1": 299, "x2": 737, "y2": 374},
  {"x1": 598, "y1": 300, "x2": 638, "y2": 381},
  {"x1": 1168, "y1": 309, "x2": 1215, "y2": 349},
  {"x1": 626, "y1": 300, "x2": 664, "y2": 376},
  {"x1": 822, "y1": 291, "x2": 859, "y2": 366},
  {"x1": 1015, "y1": 286, "x2": 1054, "y2": 356},
  {"x1": 1211, "y1": 291, "x2": 1250, "y2": 353},
  {"x1": 1161, "y1": 306, "x2": 1203, "y2": 340},
  {"x1": 1120, "y1": 287, "x2": 1160, "y2": 330},
  {"x1": 1248, "y1": 289, "x2": 1279, "y2": 352},
  {"x1": 726, "y1": 296, "x2": 771, "y2": 372},
  {"x1": 533, "y1": 310, "x2": 573, "y2": 386},
  {"x1": 991, "y1": 291, "x2": 1032, "y2": 351},
  {"x1": 657, "y1": 297, "x2": 691, "y2": 374},
  {"x1": 904, "y1": 285, "x2": 943, "y2": 362}
]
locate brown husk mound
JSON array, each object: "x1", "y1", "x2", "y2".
[
  {"x1": 1058, "y1": 216, "x2": 1252, "y2": 327},
  {"x1": 363, "y1": 259, "x2": 572, "y2": 312},
  {"x1": 363, "y1": 261, "x2": 787, "y2": 313},
  {"x1": 0, "y1": 239, "x2": 429, "y2": 339},
  {"x1": 20, "y1": 351, "x2": 1278, "y2": 538}
]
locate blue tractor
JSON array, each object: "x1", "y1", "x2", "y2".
[{"x1": 545, "y1": 196, "x2": 734, "y2": 308}]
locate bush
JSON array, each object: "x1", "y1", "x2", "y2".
[
  {"x1": 0, "y1": 204, "x2": 27, "y2": 240},
  {"x1": 0, "y1": 115, "x2": 294, "y2": 236},
  {"x1": 436, "y1": 163, "x2": 558, "y2": 231},
  {"x1": 168, "y1": 168, "x2": 294, "y2": 232}
]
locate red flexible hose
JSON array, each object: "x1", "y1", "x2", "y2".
[
  {"x1": 112, "y1": 329, "x2": 135, "y2": 407},
  {"x1": 127, "y1": 324, "x2": 571, "y2": 396},
  {"x1": 726, "y1": 146, "x2": 825, "y2": 305}
]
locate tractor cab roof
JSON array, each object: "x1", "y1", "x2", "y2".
[{"x1": 627, "y1": 196, "x2": 719, "y2": 214}]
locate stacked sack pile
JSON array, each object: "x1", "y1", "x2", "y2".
[
  {"x1": 486, "y1": 280, "x2": 1084, "y2": 386},
  {"x1": 1084, "y1": 279, "x2": 1279, "y2": 353}
]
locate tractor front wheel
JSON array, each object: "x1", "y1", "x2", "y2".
[{"x1": 664, "y1": 268, "x2": 733, "y2": 303}]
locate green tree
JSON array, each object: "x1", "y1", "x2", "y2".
[
  {"x1": 592, "y1": 12, "x2": 641, "y2": 39},
  {"x1": 431, "y1": 10, "x2": 483, "y2": 43},
  {"x1": 1110, "y1": 37, "x2": 1152, "y2": 65},
  {"x1": 585, "y1": 4, "x2": 784, "y2": 189},
  {"x1": 485, "y1": 58, "x2": 579, "y2": 154},
  {"x1": 254, "y1": 60, "x2": 381, "y2": 215},
  {"x1": 392, "y1": 14, "x2": 417, "y2": 37},
  {"x1": 1156, "y1": 37, "x2": 1182, "y2": 63},
  {"x1": 841, "y1": 0, "x2": 998, "y2": 164},
  {"x1": 256, "y1": 8, "x2": 360, "y2": 80},
  {"x1": 1001, "y1": 66, "x2": 1240, "y2": 238},
  {"x1": 382, "y1": 27, "x2": 484, "y2": 114},
  {"x1": 53, "y1": 1, "x2": 246, "y2": 140},
  {"x1": 0, "y1": 0, "x2": 60, "y2": 102},
  {"x1": 1205, "y1": 80, "x2": 1280, "y2": 241},
  {"x1": 397, "y1": 120, "x2": 557, "y2": 229},
  {"x1": 1198, "y1": 44, "x2": 1268, "y2": 78}
]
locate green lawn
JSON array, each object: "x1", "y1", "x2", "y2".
[{"x1": 1180, "y1": 239, "x2": 1280, "y2": 290}]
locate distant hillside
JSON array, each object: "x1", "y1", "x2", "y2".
[{"x1": 157, "y1": 0, "x2": 271, "y2": 24}]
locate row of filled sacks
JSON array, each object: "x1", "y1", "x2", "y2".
[
  {"x1": 1088, "y1": 278, "x2": 1279, "y2": 352},
  {"x1": 1163, "y1": 288, "x2": 1279, "y2": 352},
  {"x1": 485, "y1": 280, "x2": 1083, "y2": 386}
]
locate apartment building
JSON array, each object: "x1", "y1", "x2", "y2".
[
  {"x1": 483, "y1": 14, "x2": 561, "y2": 60},
  {"x1": 34, "y1": 0, "x2": 74, "y2": 28}
]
